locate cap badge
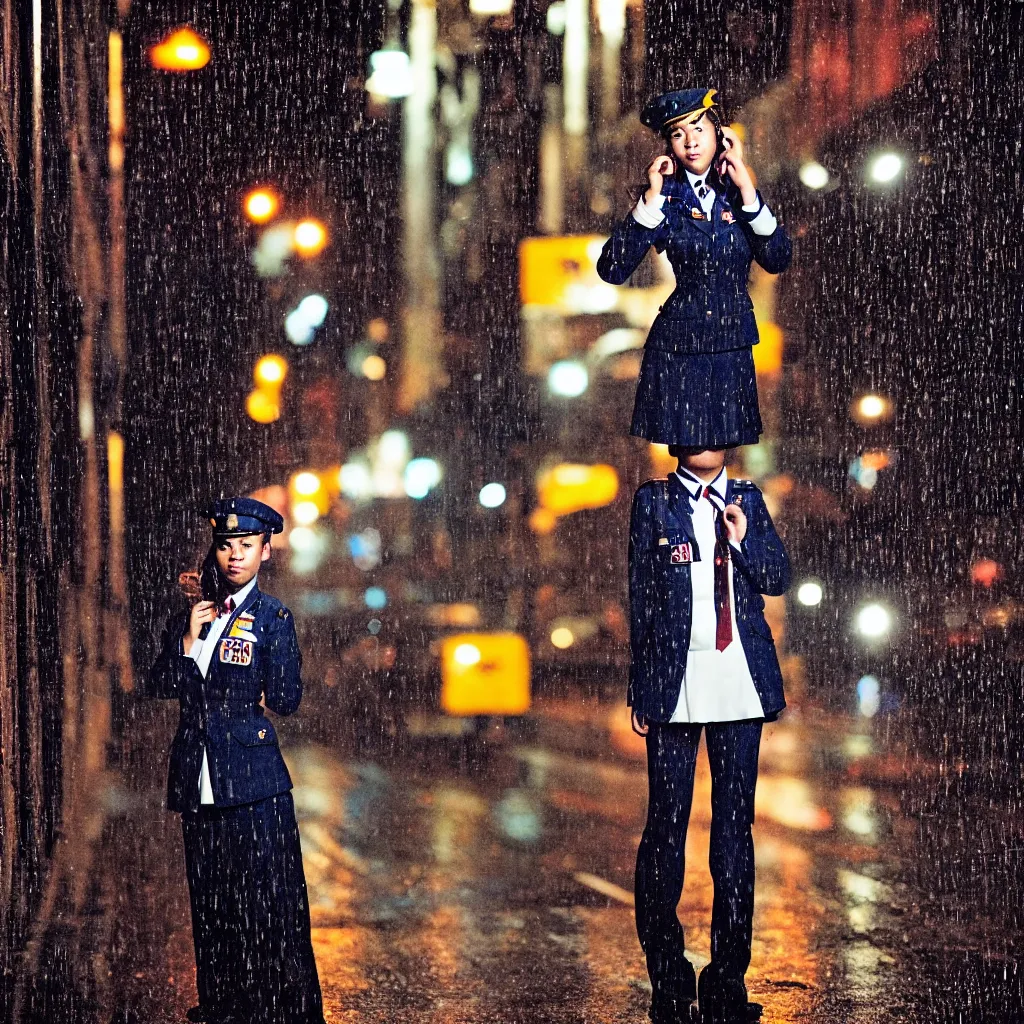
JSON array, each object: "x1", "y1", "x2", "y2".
[{"x1": 226, "y1": 513, "x2": 239, "y2": 530}]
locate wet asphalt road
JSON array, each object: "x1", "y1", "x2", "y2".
[{"x1": 9, "y1": 681, "x2": 1024, "y2": 1024}]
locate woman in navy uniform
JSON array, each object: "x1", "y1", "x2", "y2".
[
  {"x1": 149, "y1": 498, "x2": 324, "y2": 1024},
  {"x1": 628, "y1": 447, "x2": 791, "y2": 1023},
  {"x1": 597, "y1": 89, "x2": 792, "y2": 448}
]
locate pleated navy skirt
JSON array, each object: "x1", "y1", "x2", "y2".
[
  {"x1": 630, "y1": 345, "x2": 762, "y2": 448},
  {"x1": 181, "y1": 791, "x2": 325, "y2": 1024}
]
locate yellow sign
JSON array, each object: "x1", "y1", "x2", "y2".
[
  {"x1": 536, "y1": 463, "x2": 619, "y2": 516},
  {"x1": 519, "y1": 235, "x2": 608, "y2": 310},
  {"x1": 753, "y1": 320, "x2": 783, "y2": 375},
  {"x1": 440, "y1": 633, "x2": 531, "y2": 716}
]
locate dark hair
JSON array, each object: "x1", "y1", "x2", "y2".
[{"x1": 668, "y1": 444, "x2": 733, "y2": 458}]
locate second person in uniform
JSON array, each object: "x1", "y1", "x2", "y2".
[{"x1": 148, "y1": 498, "x2": 325, "y2": 1024}]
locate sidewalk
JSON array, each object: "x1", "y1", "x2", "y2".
[{"x1": 7, "y1": 684, "x2": 1024, "y2": 1023}]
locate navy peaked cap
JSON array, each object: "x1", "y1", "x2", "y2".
[
  {"x1": 208, "y1": 497, "x2": 284, "y2": 536},
  {"x1": 641, "y1": 88, "x2": 719, "y2": 133}
]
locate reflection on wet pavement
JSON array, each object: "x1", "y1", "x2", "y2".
[{"x1": 10, "y1": 687, "x2": 1024, "y2": 1023}]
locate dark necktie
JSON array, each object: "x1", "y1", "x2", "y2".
[
  {"x1": 703, "y1": 486, "x2": 733, "y2": 651},
  {"x1": 222, "y1": 596, "x2": 235, "y2": 617},
  {"x1": 695, "y1": 179, "x2": 710, "y2": 204}
]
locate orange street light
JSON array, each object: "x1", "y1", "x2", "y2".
[
  {"x1": 246, "y1": 389, "x2": 280, "y2": 424},
  {"x1": 149, "y1": 27, "x2": 211, "y2": 72},
  {"x1": 254, "y1": 354, "x2": 288, "y2": 388},
  {"x1": 293, "y1": 219, "x2": 327, "y2": 256},
  {"x1": 245, "y1": 188, "x2": 280, "y2": 223}
]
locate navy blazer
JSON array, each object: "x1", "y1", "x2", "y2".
[
  {"x1": 628, "y1": 475, "x2": 791, "y2": 722},
  {"x1": 148, "y1": 583, "x2": 302, "y2": 812},
  {"x1": 597, "y1": 177, "x2": 791, "y2": 355}
]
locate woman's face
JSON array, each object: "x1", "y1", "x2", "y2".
[{"x1": 668, "y1": 117, "x2": 717, "y2": 176}]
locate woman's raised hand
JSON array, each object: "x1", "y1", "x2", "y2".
[
  {"x1": 645, "y1": 155, "x2": 675, "y2": 204},
  {"x1": 186, "y1": 600, "x2": 217, "y2": 654},
  {"x1": 717, "y1": 127, "x2": 757, "y2": 205},
  {"x1": 720, "y1": 125, "x2": 745, "y2": 163}
]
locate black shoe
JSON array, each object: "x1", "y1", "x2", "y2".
[{"x1": 698, "y1": 968, "x2": 749, "y2": 1023}]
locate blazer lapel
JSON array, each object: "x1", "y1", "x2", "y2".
[
  {"x1": 665, "y1": 474, "x2": 699, "y2": 542},
  {"x1": 663, "y1": 176, "x2": 713, "y2": 237},
  {"x1": 222, "y1": 581, "x2": 262, "y2": 640},
  {"x1": 711, "y1": 191, "x2": 727, "y2": 236}
]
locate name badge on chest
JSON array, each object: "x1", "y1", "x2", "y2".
[
  {"x1": 670, "y1": 542, "x2": 694, "y2": 564},
  {"x1": 219, "y1": 637, "x2": 254, "y2": 666}
]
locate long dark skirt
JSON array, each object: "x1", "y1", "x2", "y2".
[
  {"x1": 181, "y1": 791, "x2": 324, "y2": 1024},
  {"x1": 630, "y1": 345, "x2": 763, "y2": 448}
]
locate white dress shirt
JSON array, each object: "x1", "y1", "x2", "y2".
[
  {"x1": 632, "y1": 170, "x2": 778, "y2": 236},
  {"x1": 668, "y1": 468, "x2": 765, "y2": 724},
  {"x1": 186, "y1": 576, "x2": 258, "y2": 804}
]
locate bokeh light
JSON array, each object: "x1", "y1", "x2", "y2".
[
  {"x1": 293, "y1": 219, "x2": 327, "y2": 255},
  {"x1": 857, "y1": 675, "x2": 882, "y2": 717},
  {"x1": 285, "y1": 294, "x2": 329, "y2": 345},
  {"x1": 404, "y1": 458, "x2": 442, "y2": 499},
  {"x1": 149, "y1": 27, "x2": 211, "y2": 71},
  {"x1": 361, "y1": 354, "x2": 387, "y2": 380},
  {"x1": 856, "y1": 602, "x2": 892, "y2": 639},
  {"x1": 339, "y1": 462, "x2": 373, "y2": 500},
  {"x1": 245, "y1": 389, "x2": 280, "y2": 424},
  {"x1": 453, "y1": 643, "x2": 482, "y2": 666},
  {"x1": 799, "y1": 160, "x2": 830, "y2": 189},
  {"x1": 548, "y1": 360, "x2": 589, "y2": 397},
  {"x1": 244, "y1": 188, "x2": 279, "y2": 223},
  {"x1": 971, "y1": 558, "x2": 1002, "y2": 588},
  {"x1": 479, "y1": 483, "x2": 507, "y2": 508},
  {"x1": 254, "y1": 354, "x2": 288, "y2": 387},
  {"x1": 292, "y1": 472, "x2": 321, "y2": 497},
  {"x1": 366, "y1": 49, "x2": 414, "y2": 99},
  {"x1": 868, "y1": 152, "x2": 904, "y2": 184},
  {"x1": 550, "y1": 627, "x2": 575, "y2": 649},
  {"x1": 292, "y1": 501, "x2": 320, "y2": 526}
]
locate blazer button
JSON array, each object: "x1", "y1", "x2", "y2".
[{"x1": 706, "y1": 310, "x2": 713, "y2": 318}]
